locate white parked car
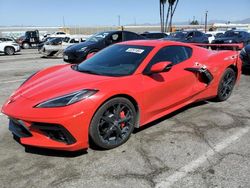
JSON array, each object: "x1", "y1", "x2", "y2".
[
  {"x1": 39, "y1": 35, "x2": 88, "y2": 57},
  {"x1": 0, "y1": 37, "x2": 21, "y2": 55},
  {"x1": 43, "y1": 31, "x2": 69, "y2": 39},
  {"x1": 205, "y1": 31, "x2": 225, "y2": 43}
]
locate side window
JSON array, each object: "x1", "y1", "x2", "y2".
[
  {"x1": 195, "y1": 31, "x2": 203, "y2": 37},
  {"x1": 123, "y1": 32, "x2": 139, "y2": 41},
  {"x1": 239, "y1": 32, "x2": 245, "y2": 38},
  {"x1": 144, "y1": 46, "x2": 192, "y2": 73},
  {"x1": 187, "y1": 32, "x2": 194, "y2": 38}
]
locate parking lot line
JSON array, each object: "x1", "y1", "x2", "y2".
[
  {"x1": 0, "y1": 79, "x2": 25, "y2": 84},
  {"x1": 155, "y1": 126, "x2": 250, "y2": 188}
]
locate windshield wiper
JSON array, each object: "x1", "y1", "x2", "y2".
[{"x1": 71, "y1": 64, "x2": 79, "y2": 71}]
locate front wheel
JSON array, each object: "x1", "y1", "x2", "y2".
[
  {"x1": 89, "y1": 97, "x2": 136, "y2": 149},
  {"x1": 22, "y1": 42, "x2": 30, "y2": 49},
  {"x1": 4, "y1": 47, "x2": 15, "y2": 55},
  {"x1": 215, "y1": 68, "x2": 236, "y2": 101}
]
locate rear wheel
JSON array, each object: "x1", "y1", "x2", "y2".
[
  {"x1": 89, "y1": 97, "x2": 136, "y2": 149},
  {"x1": 4, "y1": 47, "x2": 15, "y2": 55},
  {"x1": 215, "y1": 68, "x2": 236, "y2": 101}
]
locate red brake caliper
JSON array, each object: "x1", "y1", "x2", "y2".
[{"x1": 120, "y1": 111, "x2": 125, "y2": 128}]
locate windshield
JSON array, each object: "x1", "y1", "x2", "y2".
[
  {"x1": 77, "y1": 44, "x2": 154, "y2": 76},
  {"x1": 86, "y1": 32, "x2": 110, "y2": 42},
  {"x1": 170, "y1": 31, "x2": 187, "y2": 38},
  {"x1": 63, "y1": 37, "x2": 70, "y2": 42},
  {"x1": 221, "y1": 31, "x2": 240, "y2": 37},
  {"x1": 46, "y1": 37, "x2": 63, "y2": 45}
]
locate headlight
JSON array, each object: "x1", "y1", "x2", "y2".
[
  {"x1": 35, "y1": 89, "x2": 98, "y2": 108},
  {"x1": 225, "y1": 40, "x2": 233, "y2": 43},
  {"x1": 77, "y1": 47, "x2": 87, "y2": 52}
]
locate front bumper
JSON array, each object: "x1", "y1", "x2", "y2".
[
  {"x1": 63, "y1": 51, "x2": 86, "y2": 64},
  {"x1": 1, "y1": 96, "x2": 96, "y2": 151},
  {"x1": 14, "y1": 45, "x2": 21, "y2": 52}
]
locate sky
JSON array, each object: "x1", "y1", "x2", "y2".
[{"x1": 0, "y1": 0, "x2": 249, "y2": 26}]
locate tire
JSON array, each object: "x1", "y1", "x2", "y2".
[
  {"x1": 215, "y1": 68, "x2": 236, "y2": 102},
  {"x1": 22, "y1": 42, "x2": 30, "y2": 49},
  {"x1": 4, "y1": 46, "x2": 15, "y2": 55},
  {"x1": 89, "y1": 97, "x2": 136, "y2": 149}
]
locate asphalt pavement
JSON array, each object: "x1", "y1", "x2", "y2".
[{"x1": 0, "y1": 49, "x2": 250, "y2": 188}]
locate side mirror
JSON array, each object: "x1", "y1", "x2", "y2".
[{"x1": 150, "y1": 61, "x2": 172, "y2": 74}]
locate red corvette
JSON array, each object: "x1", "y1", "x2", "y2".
[{"x1": 1, "y1": 40, "x2": 242, "y2": 151}]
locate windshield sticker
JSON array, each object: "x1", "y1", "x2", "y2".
[{"x1": 126, "y1": 48, "x2": 144, "y2": 54}]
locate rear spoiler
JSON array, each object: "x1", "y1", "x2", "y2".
[{"x1": 190, "y1": 43, "x2": 244, "y2": 51}]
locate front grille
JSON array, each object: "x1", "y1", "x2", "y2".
[
  {"x1": 9, "y1": 118, "x2": 32, "y2": 138},
  {"x1": 31, "y1": 123, "x2": 76, "y2": 145}
]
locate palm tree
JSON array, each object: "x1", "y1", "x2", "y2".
[
  {"x1": 167, "y1": 0, "x2": 179, "y2": 32},
  {"x1": 159, "y1": 0, "x2": 166, "y2": 32}
]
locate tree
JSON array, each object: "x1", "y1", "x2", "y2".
[
  {"x1": 166, "y1": 0, "x2": 179, "y2": 32},
  {"x1": 159, "y1": 0, "x2": 167, "y2": 32},
  {"x1": 160, "y1": 0, "x2": 179, "y2": 32},
  {"x1": 190, "y1": 20, "x2": 199, "y2": 25}
]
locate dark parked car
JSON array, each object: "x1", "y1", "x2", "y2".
[
  {"x1": 212, "y1": 30, "x2": 250, "y2": 46},
  {"x1": 140, "y1": 32, "x2": 168, "y2": 39},
  {"x1": 63, "y1": 30, "x2": 145, "y2": 64},
  {"x1": 240, "y1": 44, "x2": 250, "y2": 69},
  {"x1": 165, "y1": 30, "x2": 209, "y2": 43}
]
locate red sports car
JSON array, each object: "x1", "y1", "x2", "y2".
[{"x1": 1, "y1": 40, "x2": 242, "y2": 151}]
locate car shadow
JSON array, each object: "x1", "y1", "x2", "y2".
[
  {"x1": 40, "y1": 56, "x2": 62, "y2": 59},
  {"x1": 13, "y1": 135, "x2": 87, "y2": 157},
  {"x1": 133, "y1": 100, "x2": 208, "y2": 134},
  {"x1": 17, "y1": 101, "x2": 208, "y2": 157},
  {"x1": 0, "y1": 53, "x2": 22, "y2": 56},
  {"x1": 242, "y1": 68, "x2": 250, "y2": 75},
  {"x1": 24, "y1": 146, "x2": 87, "y2": 157}
]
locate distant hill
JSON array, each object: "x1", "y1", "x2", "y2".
[
  {"x1": 234, "y1": 18, "x2": 250, "y2": 24},
  {"x1": 208, "y1": 18, "x2": 250, "y2": 24}
]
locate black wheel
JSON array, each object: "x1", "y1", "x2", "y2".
[
  {"x1": 216, "y1": 68, "x2": 236, "y2": 101},
  {"x1": 4, "y1": 47, "x2": 15, "y2": 55},
  {"x1": 89, "y1": 97, "x2": 136, "y2": 149},
  {"x1": 22, "y1": 42, "x2": 30, "y2": 49}
]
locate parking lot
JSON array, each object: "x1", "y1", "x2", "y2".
[{"x1": 0, "y1": 49, "x2": 250, "y2": 188}]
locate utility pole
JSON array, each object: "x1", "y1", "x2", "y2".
[
  {"x1": 205, "y1": 11, "x2": 208, "y2": 33},
  {"x1": 62, "y1": 16, "x2": 65, "y2": 28},
  {"x1": 118, "y1": 15, "x2": 121, "y2": 26}
]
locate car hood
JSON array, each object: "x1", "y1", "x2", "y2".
[
  {"x1": 65, "y1": 40, "x2": 98, "y2": 52},
  {"x1": 17, "y1": 65, "x2": 113, "y2": 101}
]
